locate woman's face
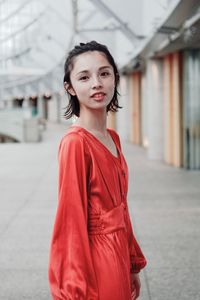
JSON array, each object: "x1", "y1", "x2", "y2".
[{"x1": 67, "y1": 51, "x2": 115, "y2": 113}]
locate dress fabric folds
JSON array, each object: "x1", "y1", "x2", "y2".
[{"x1": 48, "y1": 126, "x2": 147, "y2": 300}]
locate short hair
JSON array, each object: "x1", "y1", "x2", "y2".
[{"x1": 63, "y1": 41, "x2": 121, "y2": 119}]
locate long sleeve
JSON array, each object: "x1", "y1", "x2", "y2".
[
  {"x1": 48, "y1": 133, "x2": 98, "y2": 300},
  {"x1": 126, "y1": 208, "x2": 147, "y2": 273}
]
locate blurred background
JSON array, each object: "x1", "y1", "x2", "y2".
[{"x1": 0, "y1": 0, "x2": 200, "y2": 299}]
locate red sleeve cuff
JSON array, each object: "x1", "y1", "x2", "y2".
[{"x1": 130, "y1": 256, "x2": 147, "y2": 273}]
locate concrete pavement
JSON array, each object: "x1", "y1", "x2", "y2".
[{"x1": 0, "y1": 121, "x2": 199, "y2": 300}]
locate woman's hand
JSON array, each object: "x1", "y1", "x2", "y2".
[{"x1": 131, "y1": 273, "x2": 141, "y2": 299}]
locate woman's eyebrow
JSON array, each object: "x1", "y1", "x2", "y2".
[
  {"x1": 76, "y1": 65, "x2": 112, "y2": 76},
  {"x1": 76, "y1": 70, "x2": 88, "y2": 75},
  {"x1": 99, "y1": 66, "x2": 112, "y2": 70}
]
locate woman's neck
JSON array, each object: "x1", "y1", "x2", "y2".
[{"x1": 74, "y1": 109, "x2": 108, "y2": 135}]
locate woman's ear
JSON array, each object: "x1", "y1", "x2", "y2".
[{"x1": 64, "y1": 81, "x2": 76, "y2": 96}]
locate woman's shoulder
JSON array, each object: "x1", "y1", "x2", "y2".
[
  {"x1": 59, "y1": 126, "x2": 90, "y2": 154},
  {"x1": 58, "y1": 127, "x2": 91, "y2": 165},
  {"x1": 61, "y1": 126, "x2": 85, "y2": 143}
]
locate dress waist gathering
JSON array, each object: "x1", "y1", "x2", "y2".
[{"x1": 88, "y1": 202, "x2": 127, "y2": 235}]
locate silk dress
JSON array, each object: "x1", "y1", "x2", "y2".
[{"x1": 48, "y1": 126, "x2": 147, "y2": 300}]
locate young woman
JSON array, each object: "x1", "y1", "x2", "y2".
[{"x1": 48, "y1": 41, "x2": 147, "y2": 300}]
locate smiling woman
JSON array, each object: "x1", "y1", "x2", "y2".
[
  {"x1": 48, "y1": 41, "x2": 147, "y2": 300},
  {"x1": 75, "y1": 65, "x2": 113, "y2": 102},
  {"x1": 63, "y1": 41, "x2": 121, "y2": 119},
  {"x1": 65, "y1": 51, "x2": 115, "y2": 113}
]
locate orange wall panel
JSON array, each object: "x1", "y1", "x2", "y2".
[
  {"x1": 163, "y1": 53, "x2": 183, "y2": 167},
  {"x1": 130, "y1": 73, "x2": 141, "y2": 145}
]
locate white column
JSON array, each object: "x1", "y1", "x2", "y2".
[
  {"x1": 116, "y1": 75, "x2": 130, "y2": 141},
  {"x1": 48, "y1": 95, "x2": 57, "y2": 122},
  {"x1": 38, "y1": 95, "x2": 45, "y2": 119},
  {"x1": 146, "y1": 59, "x2": 164, "y2": 160}
]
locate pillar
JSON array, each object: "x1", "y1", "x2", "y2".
[{"x1": 146, "y1": 59, "x2": 164, "y2": 160}]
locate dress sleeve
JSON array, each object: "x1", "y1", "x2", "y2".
[
  {"x1": 126, "y1": 207, "x2": 147, "y2": 273},
  {"x1": 48, "y1": 133, "x2": 98, "y2": 300}
]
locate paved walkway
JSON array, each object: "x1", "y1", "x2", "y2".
[{"x1": 0, "y1": 121, "x2": 199, "y2": 300}]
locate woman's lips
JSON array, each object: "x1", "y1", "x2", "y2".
[{"x1": 91, "y1": 92, "x2": 106, "y2": 101}]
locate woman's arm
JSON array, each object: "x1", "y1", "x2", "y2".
[
  {"x1": 48, "y1": 133, "x2": 98, "y2": 300},
  {"x1": 126, "y1": 207, "x2": 147, "y2": 273},
  {"x1": 125, "y1": 209, "x2": 146, "y2": 299}
]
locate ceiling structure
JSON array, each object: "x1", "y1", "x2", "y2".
[
  {"x1": 121, "y1": 0, "x2": 200, "y2": 73},
  {"x1": 0, "y1": 0, "x2": 183, "y2": 100},
  {"x1": 0, "y1": 0, "x2": 73, "y2": 99},
  {"x1": 154, "y1": 0, "x2": 200, "y2": 57}
]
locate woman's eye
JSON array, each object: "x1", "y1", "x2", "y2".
[
  {"x1": 79, "y1": 76, "x2": 89, "y2": 81},
  {"x1": 100, "y1": 71, "x2": 110, "y2": 77}
]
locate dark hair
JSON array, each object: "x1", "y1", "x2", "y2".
[{"x1": 63, "y1": 41, "x2": 121, "y2": 119}]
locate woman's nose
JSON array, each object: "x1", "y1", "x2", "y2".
[{"x1": 91, "y1": 75, "x2": 102, "y2": 88}]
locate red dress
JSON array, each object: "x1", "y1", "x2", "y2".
[{"x1": 48, "y1": 126, "x2": 147, "y2": 300}]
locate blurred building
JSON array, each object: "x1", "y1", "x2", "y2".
[
  {"x1": 0, "y1": 0, "x2": 200, "y2": 169},
  {"x1": 119, "y1": 0, "x2": 200, "y2": 170}
]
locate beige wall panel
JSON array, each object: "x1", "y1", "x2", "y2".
[{"x1": 163, "y1": 55, "x2": 172, "y2": 164}]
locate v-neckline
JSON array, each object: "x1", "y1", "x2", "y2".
[{"x1": 70, "y1": 125, "x2": 120, "y2": 160}]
